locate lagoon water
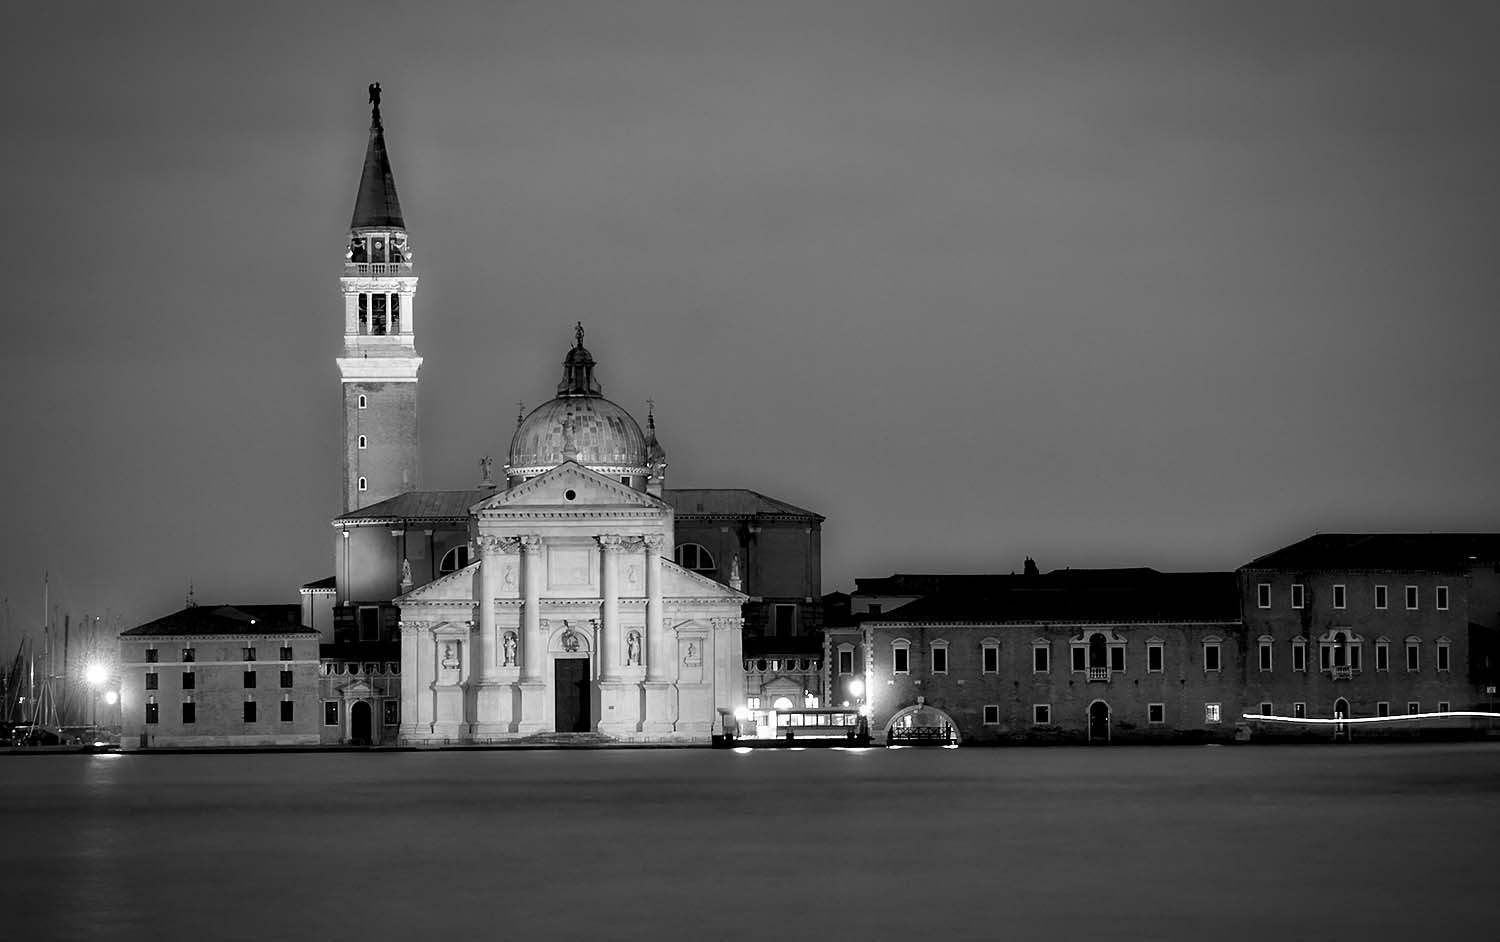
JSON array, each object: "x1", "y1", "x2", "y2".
[{"x1": 4, "y1": 743, "x2": 1498, "y2": 941}]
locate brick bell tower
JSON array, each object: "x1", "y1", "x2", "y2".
[{"x1": 337, "y1": 83, "x2": 422, "y2": 513}]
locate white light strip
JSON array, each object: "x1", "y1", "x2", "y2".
[{"x1": 1242, "y1": 711, "x2": 1500, "y2": 725}]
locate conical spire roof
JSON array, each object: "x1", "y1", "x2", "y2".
[{"x1": 351, "y1": 83, "x2": 405, "y2": 230}]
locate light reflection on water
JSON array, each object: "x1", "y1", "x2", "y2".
[{"x1": 4, "y1": 743, "x2": 1499, "y2": 941}]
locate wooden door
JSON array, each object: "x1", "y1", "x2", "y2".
[{"x1": 554, "y1": 658, "x2": 591, "y2": 732}]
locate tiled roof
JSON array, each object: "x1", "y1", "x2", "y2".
[
  {"x1": 336, "y1": 489, "x2": 494, "y2": 524},
  {"x1": 301, "y1": 576, "x2": 337, "y2": 591},
  {"x1": 866, "y1": 570, "x2": 1239, "y2": 624},
  {"x1": 854, "y1": 569, "x2": 1160, "y2": 598},
  {"x1": 1243, "y1": 534, "x2": 1500, "y2": 572},
  {"x1": 664, "y1": 488, "x2": 822, "y2": 520},
  {"x1": 122, "y1": 605, "x2": 314, "y2": 637}
]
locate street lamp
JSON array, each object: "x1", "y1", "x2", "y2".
[
  {"x1": 846, "y1": 678, "x2": 870, "y2": 744},
  {"x1": 85, "y1": 663, "x2": 108, "y2": 744}
]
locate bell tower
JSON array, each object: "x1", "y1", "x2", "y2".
[{"x1": 337, "y1": 83, "x2": 422, "y2": 513}]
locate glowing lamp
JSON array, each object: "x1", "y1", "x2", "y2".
[
  {"x1": 104, "y1": 690, "x2": 119, "y2": 706},
  {"x1": 858, "y1": 704, "x2": 872, "y2": 717},
  {"x1": 733, "y1": 707, "x2": 750, "y2": 721},
  {"x1": 85, "y1": 663, "x2": 108, "y2": 686},
  {"x1": 848, "y1": 678, "x2": 865, "y2": 699}
]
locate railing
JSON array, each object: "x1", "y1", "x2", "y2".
[
  {"x1": 1330, "y1": 665, "x2": 1353, "y2": 680},
  {"x1": 344, "y1": 262, "x2": 413, "y2": 276},
  {"x1": 889, "y1": 726, "x2": 953, "y2": 744},
  {"x1": 1087, "y1": 666, "x2": 1110, "y2": 682}
]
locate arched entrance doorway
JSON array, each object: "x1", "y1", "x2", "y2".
[
  {"x1": 885, "y1": 703, "x2": 961, "y2": 745},
  {"x1": 1087, "y1": 700, "x2": 1110, "y2": 743},
  {"x1": 1333, "y1": 697, "x2": 1350, "y2": 742},
  {"x1": 350, "y1": 700, "x2": 372, "y2": 745}
]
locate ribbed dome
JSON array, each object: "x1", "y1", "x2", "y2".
[
  {"x1": 506, "y1": 324, "x2": 649, "y2": 477},
  {"x1": 508, "y1": 396, "x2": 648, "y2": 474}
]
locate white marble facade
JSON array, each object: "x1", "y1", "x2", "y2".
[{"x1": 394, "y1": 462, "x2": 746, "y2": 743}]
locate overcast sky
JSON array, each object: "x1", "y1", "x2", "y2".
[{"x1": 3, "y1": 0, "x2": 1499, "y2": 647}]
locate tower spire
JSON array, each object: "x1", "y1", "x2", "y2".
[{"x1": 351, "y1": 82, "x2": 405, "y2": 230}]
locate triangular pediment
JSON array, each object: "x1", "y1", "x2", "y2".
[
  {"x1": 471, "y1": 462, "x2": 668, "y2": 515},
  {"x1": 396, "y1": 562, "x2": 478, "y2": 604},
  {"x1": 660, "y1": 559, "x2": 748, "y2": 601}
]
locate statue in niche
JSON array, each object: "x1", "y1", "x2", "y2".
[
  {"x1": 562, "y1": 629, "x2": 580, "y2": 653},
  {"x1": 684, "y1": 641, "x2": 698, "y2": 665},
  {"x1": 400, "y1": 558, "x2": 413, "y2": 590},
  {"x1": 626, "y1": 630, "x2": 641, "y2": 666},
  {"x1": 441, "y1": 642, "x2": 460, "y2": 670},
  {"x1": 502, "y1": 631, "x2": 518, "y2": 667}
]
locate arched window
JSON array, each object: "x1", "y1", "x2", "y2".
[
  {"x1": 439, "y1": 545, "x2": 471, "y2": 575},
  {"x1": 772, "y1": 696, "x2": 794, "y2": 711},
  {"x1": 357, "y1": 435, "x2": 367, "y2": 449},
  {"x1": 357, "y1": 476, "x2": 367, "y2": 492},
  {"x1": 357, "y1": 394, "x2": 367, "y2": 409},
  {"x1": 675, "y1": 543, "x2": 716, "y2": 575}
]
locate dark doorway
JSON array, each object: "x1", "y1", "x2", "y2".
[
  {"x1": 1088, "y1": 701, "x2": 1110, "y2": 742},
  {"x1": 1088, "y1": 633, "x2": 1107, "y2": 668},
  {"x1": 554, "y1": 658, "x2": 591, "y2": 732},
  {"x1": 350, "y1": 700, "x2": 372, "y2": 744},
  {"x1": 1334, "y1": 697, "x2": 1350, "y2": 741}
]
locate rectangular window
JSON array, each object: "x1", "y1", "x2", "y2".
[
  {"x1": 893, "y1": 647, "x2": 909, "y2": 674},
  {"x1": 1320, "y1": 644, "x2": 1333, "y2": 671},
  {"x1": 324, "y1": 701, "x2": 339, "y2": 726},
  {"x1": 371, "y1": 293, "x2": 387, "y2": 335},
  {"x1": 1071, "y1": 646, "x2": 1086, "y2": 672},
  {"x1": 243, "y1": 647, "x2": 257, "y2": 662},
  {"x1": 1258, "y1": 701, "x2": 1273, "y2": 716},
  {"x1": 181, "y1": 647, "x2": 195, "y2": 662},
  {"x1": 1436, "y1": 586, "x2": 1449, "y2": 611},
  {"x1": 838, "y1": 649, "x2": 854, "y2": 674},
  {"x1": 1405, "y1": 586, "x2": 1418, "y2": 610},
  {"x1": 982, "y1": 705, "x2": 1000, "y2": 725},
  {"x1": 1332, "y1": 585, "x2": 1346, "y2": 610},
  {"x1": 146, "y1": 699, "x2": 159, "y2": 724},
  {"x1": 280, "y1": 669, "x2": 294, "y2": 688},
  {"x1": 931, "y1": 646, "x2": 948, "y2": 675},
  {"x1": 1258, "y1": 641, "x2": 1273, "y2": 672},
  {"x1": 182, "y1": 701, "x2": 195, "y2": 724},
  {"x1": 1032, "y1": 645, "x2": 1049, "y2": 674},
  {"x1": 244, "y1": 670, "x2": 257, "y2": 689},
  {"x1": 391, "y1": 294, "x2": 402, "y2": 333},
  {"x1": 866, "y1": 603, "x2": 883, "y2": 616},
  {"x1": 1375, "y1": 585, "x2": 1388, "y2": 610},
  {"x1": 1376, "y1": 642, "x2": 1389, "y2": 672},
  {"x1": 1406, "y1": 643, "x2": 1420, "y2": 672},
  {"x1": 1032, "y1": 704, "x2": 1051, "y2": 725},
  {"x1": 244, "y1": 701, "x2": 257, "y2": 723},
  {"x1": 1291, "y1": 584, "x2": 1305, "y2": 609},
  {"x1": 1437, "y1": 643, "x2": 1450, "y2": 672},
  {"x1": 1148, "y1": 703, "x2": 1165, "y2": 725},
  {"x1": 1407, "y1": 701, "x2": 1420, "y2": 716},
  {"x1": 1203, "y1": 643, "x2": 1221, "y2": 672},
  {"x1": 773, "y1": 605, "x2": 797, "y2": 637},
  {"x1": 1377, "y1": 701, "x2": 1390, "y2": 718},
  {"x1": 1293, "y1": 702, "x2": 1306, "y2": 719},
  {"x1": 280, "y1": 645, "x2": 294, "y2": 661},
  {"x1": 280, "y1": 700, "x2": 294, "y2": 722},
  {"x1": 1108, "y1": 646, "x2": 1125, "y2": 672},
  {"x1": 1147, "y1": 643, "x2": 1163, "y2": 673},
  {"x1": 145, "y1": 648, "x2": 159, "y2": 663},
  {"x1": 145, "y1": 672, "x2": 158, "y2": 690},
  {"x1": 384, "y1": 700, "x2": 400, "y2": 726},
  {"x1": 1292, "y1": 643, "x2": 1307, "y2": 672},
  {"x1": 1256, "y1": 583, "x2": 1271, "y2": 608},
  {"x1": 983, "y1": 644, "x2": 1000, "y2": 674},
  {"x1": 357, "y1": 607, "x2": 380, "y2": 642},
  {"x1": 1205, "y1": 703, "x2": 1221, "y2": 724},
  {"x1": 1438, "y1": 701, "x2": 1450, "y2": 714},
  {"x1": 181, "y1": 671, "x2": 195, "y2": 690},
  {"x1": 358, "y1": 293, "x2": 368, "y2": 332},
  {"x1": 1349, "y1": 644, "x2": 1362, "y2": 671}
]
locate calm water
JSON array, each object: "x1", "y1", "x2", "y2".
[{"x1": 4, "y1": 743, "x2": 1497, "y2": 941}]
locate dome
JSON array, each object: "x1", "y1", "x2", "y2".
[
  {"x1": 508, "y1": 396, "x2": 648, "y2": 475},
  {"x1": 505, "y1": 324, "x2": 650, "y2": 478}
]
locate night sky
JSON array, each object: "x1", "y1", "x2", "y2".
[{"x1": 4, "y1": 1, "x2": 1499, "y2": 647}]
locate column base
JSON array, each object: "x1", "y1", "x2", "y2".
[
  {"x1": 516, "y1": 681, "x2": 549, "y2": 734},
  {"x1": 596, "y1": 680, "x2": 639, "y2": 736},
  {"x1": 641, "y1": 681, "x2": 676, "y2": 736}
]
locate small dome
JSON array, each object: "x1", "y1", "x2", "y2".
[
  {"x1": 505, "y1": 324, "x2": 649, "y2": 477},
  {"x1": 508, "y1": 396, "x2": 648, "y2": 475}
]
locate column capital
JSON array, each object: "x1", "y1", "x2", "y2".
[
  {"x1": 398, "y1": 620, "x2": 429, "y2": 635},
  {"x1": 477, "y1": 535, "x2": 505, "y2": 557},
  {"x1": 519, "y1": 534, "x2": 543, "y2": 555},
  {"x1": 642, "y1": 533, "x2": 665, "y2": 552},
  {"x1": 597, "y1": 533, "x2": 624, "y2": 553}
]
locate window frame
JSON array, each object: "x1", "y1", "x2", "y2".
[
  {"x1": 982, "y1": 640, "x2": 1001, "y2": 675},
  {"x1": 982, "y1": 704, "x2": 1000, "y2": 725},
  {"x1": 383, "y1": 699, "x2": 400, "y2": 726},
  {"x1": 1376, "y1": 640, "x2": 1390, "y2": 672},
  {"x1": 1405, "y1": 639, "x2": 1420, "y2": 672},
  {"x1": 280, "y1": 699, "x2": 294, "y2": 723},
  {"x1": 280, "y1": 669, "x2": 294, "y2": 689},
  {"x1": 1291, "y1": 583, "x2": 1305, "y2": 609},
  {"x1": 357, "y1": 394, "x2": 367, "y2": 409},
  {"x1": 891, "y1": 640, "x2": 910, "y2": 675},
  {"x1": 1258, "y1": 637, "x2": 1274, "y2": 672},
  {"x1": 1375, "y1": 584, "x2": 1388, "y2": 610},
  {"x1": 243, "y1": 699, "x2": 257, "y2": 723},
  {"x1": 1332, "y1": 584, "x2": 1347, "y2": 610},
  {"x1": 357, "y1": 434, "x2": 367, "y2": 450},
  {"x1": 181, "y1": 699, "x2": 195, "y2": 724},
  {"x1": 181, "y1": 670, "x2": 195, "y2": 690},
  {"x1": 357, "y1": 476, "x2": 367, "y2": 492},
  {"x1": 243, "y1": 670, "x2": 256, "y2": 689},
  {"x1": 930, "y1": 641, "x2": 948, "y2": 675},
  {"x1": 145, "y1": 697, "x2": 159, "y2": 724},
  {"x1": 1405, "y1": 585, "x2": 1418, "y2": 610},
  {"x1": 1292, "y1": 638, "x2": 1307, "y2": 672},
  {"x1": 1032, "y1": 704, "x2": 1051, "y2": 726},
  {"x1": 1202, "y1": 641, "x2": 1221, "y2": 673},
  {"x1": 1148, "y1": 703, "x2": 1165, "y2": 725},
  {"x1": 1406, "y1": 701, "x2": 1420, "y2": 716},
  {"x1": 1146, "y1": 641, "x2": 1163, "y2": 673},
  {"x1": 1258, "y1": 701, "x2": 1273, "y2": 717},
  {"x1": 1256, "y1": 583, "x2": 1271, "y2": 609},
  {"x1": 1436, "y1": 585, "x2": 1449, "y2": 611},
  {"x1": 1436, "y1": 639, "x2": 1451, "y2": 672},
  {"x1": 323, "y1": 701, "x2": 339, "y2": 727},
  {"x1": 1205, "y1": 703, "x2": 1221, "y2": 724},
  {"x1": 1031, "y1": 642, "x2": 1049, "y2": 674},
  {"x1": 1437, "y1": 701, "x2": 1450, "y2": 714},
  {"x1": 1376, "y1": 701, "x2": 1390, "y2": 718},
  {"x1": 673, "y1": 543, "x2": 716, "y2": 575}
]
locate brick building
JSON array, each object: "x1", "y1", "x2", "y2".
[
  {"x1": 118, "y1": 605, "x2": 321, "y2": 750},
  {"x1": 826, "y1": 569, "x2": 1243, "y2": 743},
  {"x1": 1239, "y1": 533, "x2": 1500, "y2": 737}
]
